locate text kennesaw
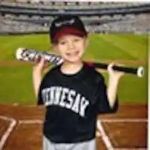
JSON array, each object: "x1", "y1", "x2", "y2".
[{"x1": 42, "y1": 86, "x2": 89, "y2": 117}]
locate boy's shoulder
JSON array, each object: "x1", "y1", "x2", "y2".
[
  {"x1": 84, "y1": 63, "x2": 104, "y2": 83},
  {"x1": 42, "y1": 65, "x2": 60, "y2": 81},
  {"x1": 46, "y1": 65, "x2": 60, "y2": 75}
]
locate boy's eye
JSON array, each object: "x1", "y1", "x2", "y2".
[
  {"x1": 59, "y1": 41, "x2": 66, "y2": 45},
  {"x1": 74, "y1": 38, "x2": 80, "y2": 42}
]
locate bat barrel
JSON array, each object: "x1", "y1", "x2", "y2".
[
  {"x1": 92, "y1": 63, "x2": 144, "y2": 77},
  {"x1": 16, "y1": 48, "x2": 63, "y2": 65}
]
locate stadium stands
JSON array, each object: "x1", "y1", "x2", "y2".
[{"x1": 0, "y1": 1, "x2": 149, "y2": 34}]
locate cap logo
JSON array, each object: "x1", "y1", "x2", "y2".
[{"x1": 55, "y1": 19, "x2": 75, "y2": 27}]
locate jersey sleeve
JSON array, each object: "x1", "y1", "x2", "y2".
[{"x1": 95, "y1": 75, "x2": 118, "y2": 114}]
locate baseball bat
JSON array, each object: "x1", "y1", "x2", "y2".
[{"x1": 16, "y1": 48, "x2": 144, "y2": 77}]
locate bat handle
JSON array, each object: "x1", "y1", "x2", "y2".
[
  {"x1": 91, "y1": 63, "x2": 144, "y2": 77},
  {"x1": 113, "y1": 65, "x2": 144, "y2": 78}
]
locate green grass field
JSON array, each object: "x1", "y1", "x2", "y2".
[{"x1": 0, "y1": 33, "x2": 148, "y2": 105}]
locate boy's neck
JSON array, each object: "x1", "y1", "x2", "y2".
[{"x1": 60, "y1": 61, "x2": 84, "y2": 75}]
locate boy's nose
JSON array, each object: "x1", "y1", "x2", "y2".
[{"x1": 68, "y1": 42, "x2": 75, "y2": 50}]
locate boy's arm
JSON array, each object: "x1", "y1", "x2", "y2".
[
  {"x1": 107, "y1": 63, "x2": 124, "y2": 108},
  {"x1": 32, "y1": 58, "x2": 46, "y2": 98}
]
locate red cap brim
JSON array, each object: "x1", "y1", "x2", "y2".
[{"x1": 53, "y1": 27, "x2": 87, "y2": 43}]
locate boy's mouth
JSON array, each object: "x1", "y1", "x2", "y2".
[{"x1": 66, "y1": 51, "x2": 79, "y2": 57}]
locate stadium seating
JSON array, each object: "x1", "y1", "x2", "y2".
[{"x1": 0, "y1": 1, "x2": 149, "y2": 34}]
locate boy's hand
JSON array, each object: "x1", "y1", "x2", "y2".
[
  {"x1": 107, "y1": 63, "x2": 124, "y2": 81},
  {"x1": 33, "y1": 57, "x2": 49, "y2": 73}
]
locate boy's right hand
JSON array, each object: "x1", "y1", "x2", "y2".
[{"x1": 33, "y1": 57, "x2": 49, "y2": 74}]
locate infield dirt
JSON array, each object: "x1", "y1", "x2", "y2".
[{"x1": 0, "y1": 104, "x2": 147, "y2": 150}]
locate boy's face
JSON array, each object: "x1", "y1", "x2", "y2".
[{"x1": 53, "y1": 34, "x2": 87, "y2": 63}]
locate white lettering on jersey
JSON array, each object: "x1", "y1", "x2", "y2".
[
  {"x1": 71, "y1": 94, "x2": 80, "y2": 114},
  {"x1": 66, "y1": 90, "x2": 75, "y2": 109},
  {"x1": 54, "y1": 87, "x2": 62, "y2": 105},
  {"x1": 80, "y1": 97, "x2": 89, "y2": 117},
  {"x1": 59, "y1": 88, "x2": 69, "y2": 107},
  {"x1": 41, "y1": 86, "x2": 89, "y2": 117}
]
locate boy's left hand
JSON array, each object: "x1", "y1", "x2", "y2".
[{"x1": 107, "y1": 63, "x2": 124, "y2": 81}]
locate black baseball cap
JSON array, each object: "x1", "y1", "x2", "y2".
[{"x1": 49, "y1": 15, "x2": 87, "y2": 43}]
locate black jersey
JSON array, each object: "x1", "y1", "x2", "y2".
[{"x1": 38, "y1": 63, "x2": 118, "y2": 143}]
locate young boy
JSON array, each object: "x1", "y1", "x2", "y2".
[{"x1": 33, "y1": 15, "x2": 124, "y2": 150}]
